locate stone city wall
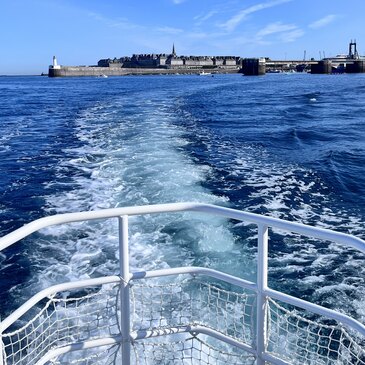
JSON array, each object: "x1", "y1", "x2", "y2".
[{"x1": 48, "y1": 66, "x2": 240, "y2": 77}]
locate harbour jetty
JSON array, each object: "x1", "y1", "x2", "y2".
[
  {"x1": 48, "y1": 41, "x2": 365, "y2": 77},
  {"x1": 49, "y1": 45, "x2": 241, "y2": 77},
  {"x1": 311, "y1": 40, "x2": 365, "y2": 74}
]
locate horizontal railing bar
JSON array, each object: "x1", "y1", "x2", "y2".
[
  {"x1": 193, "y1": 205, "x2": 365, "y2": 254},
  {"x1": 0, "y1": 275, "x2": 122, "y2": 332},
  {"x1": 132, "y1": 326, "x2": 191, "y2": 339},
  {"x1": 34, "y1": 335, "x2": 123, "y2": 365},
  {"x1": 0, "y1": 203, "x2": 200, "y2": 251},
  {"x1": 262, "y1": 353, "x2": 292, "y2": 365},
  {"x1": 131, "y1": 267, "x2": 257, "y2": 292},
  {"x1": 34, "y1": 324, "x2": 257, "y2": 365},
  {"x1": 1, "y1": 202, "x2": 365, "y2": 365},
  {"x1": 3, "y1": 268, "x2": 365, "y2": 339},
  {"x1": 132, "y1": 325, "x2": 256, "y2": 355},
  {"x1": 266, "y1": 287, "x2": 365, "y2": 336},
  {"x1": 2, "y1": 269, "x2": 365, "y2": 363},
  {"x1": 1, "y1": 203, "x2": 364, "y2": 254},
  {"x1": 1, "y1": 267, "x2": 256, "y2": 333}
]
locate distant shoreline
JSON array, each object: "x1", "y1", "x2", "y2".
[{"x1": 48, "y1": 66, "x2": 240, "y2": 77}]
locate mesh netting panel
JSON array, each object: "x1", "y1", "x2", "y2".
[
  {"x1": 131, "y1": 335, "x2": 256, "y2": 365},
  {"x1": 1, "y1": 283, "x2": 120, "y2": 365},
  {"x1": 131, "y1": 279, "x2": 256, "y2": 346},
  {"x1": 51, "y1": 335, "x2": 256, "y2": 365},
  {"x1": 50, "y1": 344, "x2": 121, "y2": 365},
  {"x1": 267, "y1": 298, "x2": 365, "y2": 365},
  {"x1": 3, "y1": 276, "x2": 365, "y2": 365}
]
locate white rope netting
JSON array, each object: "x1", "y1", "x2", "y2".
[
  {"x1": 50, "y1": 344, "x2": 121, "y2": 365},
  {"x1": 50, "y1": 335, "x2": 256, "y2": 365},
  {"x1": 132, "y1": 335, "x2": 256, "y2": 365},
  {"x1": 2, "y1": 277, "x2": 365, "y2": 365},
  {"x1": 130, "y1": 279, "x2": 256, "y2": 345},
  {"x1": 267, "y1": 298, "x2": 365, "y2": 365},
  {"x1": 1, "y1": 284, "x2": 120, "y2": 365}
]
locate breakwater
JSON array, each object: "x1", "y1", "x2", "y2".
[
  {"x1": 48, "y1": 66, "x2": 239, "y2": 77},
  {"x1": 48, "y1": 40, "x2": 365, "y2": 77}
]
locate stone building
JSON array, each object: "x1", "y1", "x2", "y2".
[{"x1": 97, "y1": 45, "x2": 241, "y2": 69}]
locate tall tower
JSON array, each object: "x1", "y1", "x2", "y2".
[
  {"x1": 52, "y1": 56, "x2": 61, "y2": 69},
  {"x1": 348, "y1": 40, "x2": 359, "y2": 59},
  {"x1": 172, "y1": 44, "x2": 176, "y2": 57}
]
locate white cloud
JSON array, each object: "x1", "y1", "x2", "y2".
[
  {"x1": 255, "y1": 21, "x2": 304, "y2": 43},
  {"x1": 219, "y1": 0, "x2": 293, "y2": 32},
  {"x1": 187, "y1": 32, "x2": 210, "y2": 39},
  {"x1": 309, "y1": 14, "x2": 338, "y2": 29},
  {"x1": 256, "y1": 22, "x2": 297, "y2": 39},
  {"x1": 279, "y1": 28, "x2": 305, "y2": 42},
  {"x1": 156, "y1": 26, "x2": 184, "y2": 35},
  {"x1": 88, "y1": 12, "x2": 141, "y2": 30},
  {"x1": 194, "y1": 10, "x2": 218, "y2": 25}
]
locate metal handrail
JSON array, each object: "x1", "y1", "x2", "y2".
[
  {"x1": 1, "y1": 203, "x2": 365, "y2": 365},
  {"x1": 0, "y1": 203, "x2": 364, "y2": 253}
]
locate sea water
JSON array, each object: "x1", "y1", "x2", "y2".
[{"x1": 0, "y1": 73, "x2": 364, "y2": 328}]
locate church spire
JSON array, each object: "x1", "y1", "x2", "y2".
[{"x1": 172, "y1": 43, "x2": 176, "y2": 57}]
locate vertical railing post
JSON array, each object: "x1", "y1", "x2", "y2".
[
  {"x1": 256, "y1": 224, "x2": 269, "y2": 365},
  {"x1": 0, "y1": 338, "x2": 4, "y2": 365},
  {"x1": 119, "y1": 215, "x2": 131, "y2": 365},
  {"x1": 0, "y1": 318, "x2": 4, "y2": 365}
]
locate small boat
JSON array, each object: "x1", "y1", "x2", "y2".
[
  {"x1": 98, "y1": 74, "x2": 108, "y2": 78},
  {"x1": 198, "y1": 71, "x2": 212, "y2": 76}
]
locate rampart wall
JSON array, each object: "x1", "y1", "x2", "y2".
[{"x1": 48, "y1": 66, "x2": 239, "y2": 77}]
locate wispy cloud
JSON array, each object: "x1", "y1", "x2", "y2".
[
  {"x1": 88, "y1": 12, "x2": 141, "y2": 30},
  {"x1": 219, "y1": 0, "x2": 292, "y2": 32},
  {"x1": 256, "y1": 22, "x2": 305, "y2": 42},
  {"x1": 187, "y1": 32, "x2": 210, "y2": 39},
  {"x1": 172, "y1": 0, "x2": 187, "y2": 4},
  {"x1": 309, "y1": 14, "x2": 338, "y2": 29},
  {"x1": 256, "y1": 22, "x2": 297, "y2": 39},
  {"x1": 156, "y1": 26, "x2": 184, "y2": 35},
  {"x1": 194, "y1": 10, "x2": 218, "y2": 25},
  {"x1": 278, "y1": 28, "x2": 305, "y2": 42}
]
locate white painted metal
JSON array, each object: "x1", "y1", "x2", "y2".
[
  {"x1": 131, "y1": 266, "x2": 257, "y2": 291},
  {"x1": 35, "y1": 336, "x2": 123, "y2": 365},
  {"x1": 132, "y1": 325, "x2": 257, "y2": 354},
  {"x1": 0, "y1": 275, "x2": 121, "y2": 333},
  {"x1": 266, "y1": 287, "x2": 365, "y2": 335},
  {"x1": 256, "y1": 224, "x2": 269, "y2": 365},
  {"x1": 0, "y1": 331, "x2": 3, "y2": 365},
  {"x1": 34, "y1": 324, "x2": 260, "y2": 365},
  {"x1": 118, "y1": 216, "x2": 131, "y2": 365},
  {"x1": 3, "y1": 267, "x2": 364, "y2": 339},
  {"x1": 1, "y1": 203, "x2": 365, "y2": 365},
  {"x1": 1, "y1": 203, "x2": 364, "y2": 254}
]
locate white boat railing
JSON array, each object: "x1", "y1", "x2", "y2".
[{"x1": 0, "y1": 202, "x2": 365, "y2": 365}]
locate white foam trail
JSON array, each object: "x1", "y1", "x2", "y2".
[
  {"x1": 172, "y1": 102, "x2": 365, "y2": 319},
  {"x1": 18, "y1": 96, "x2": 245, "y2": 300}
]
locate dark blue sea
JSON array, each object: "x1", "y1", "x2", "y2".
[{"x1": 0, "y1": 73, "x2": 364, "y2": 324}]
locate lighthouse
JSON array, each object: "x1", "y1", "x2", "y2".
[{"x1": 51, "y1": 56, "x2": 61, "y2": 69}]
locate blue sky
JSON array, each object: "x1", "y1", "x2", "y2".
[{"x1": 1, "y1": 0, "x2": 365, "y2": 74}]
